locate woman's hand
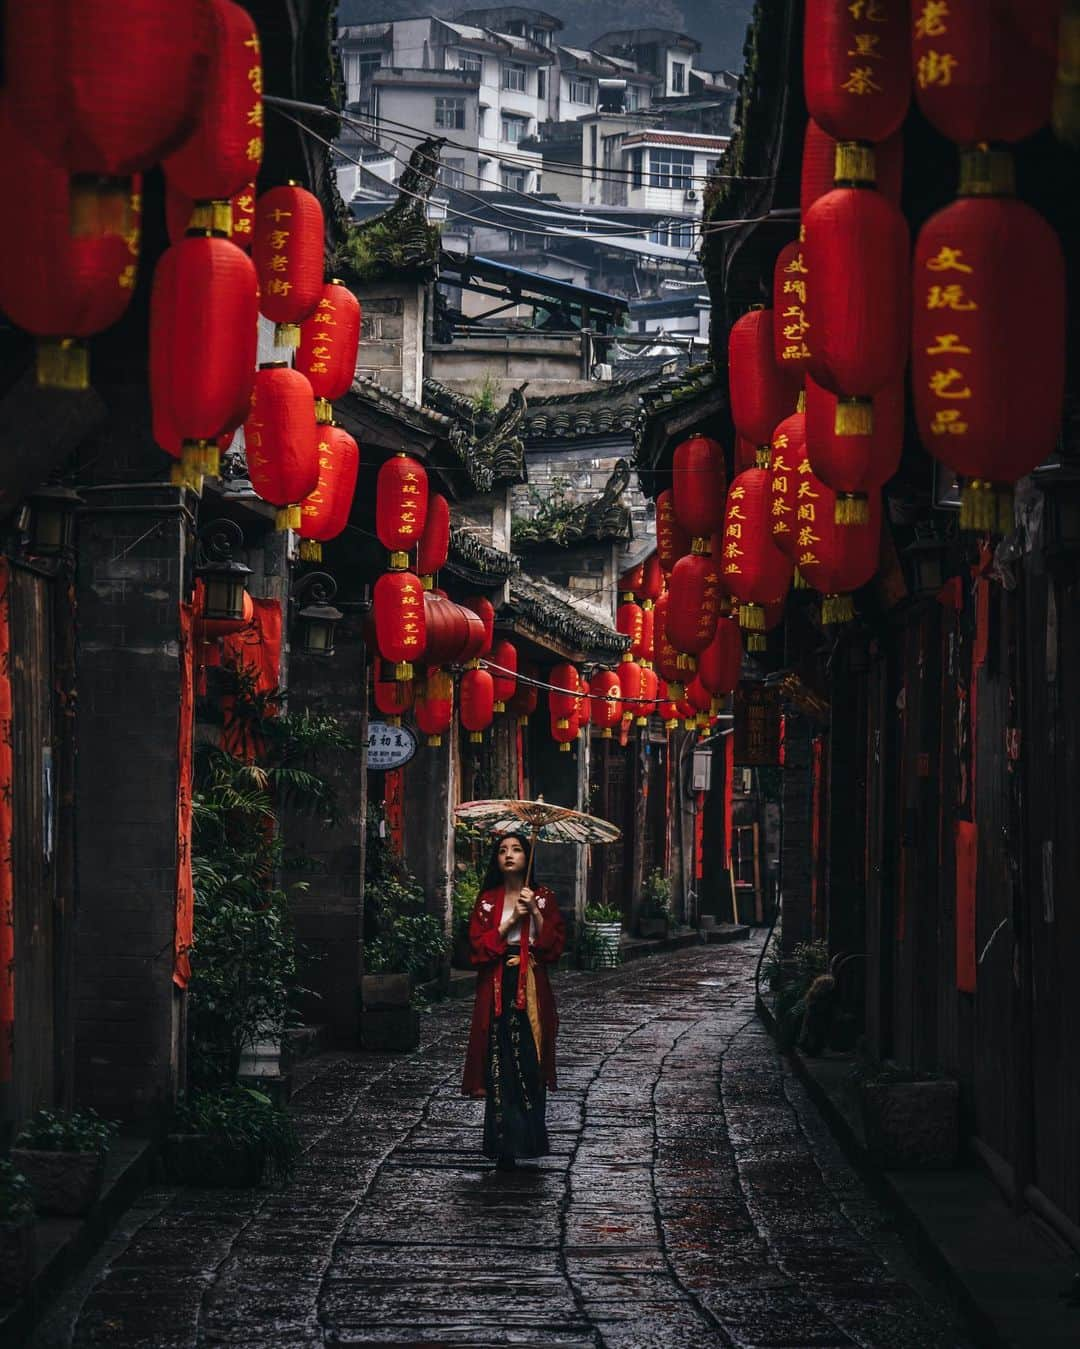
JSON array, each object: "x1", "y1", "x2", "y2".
[{"x1": 520, "y1": 887, "x2": 537, "y2": 912}]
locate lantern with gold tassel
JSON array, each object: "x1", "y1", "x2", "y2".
[
  {"x1": 912, "y1": 154, "x2": 1065, "y2": 532},
  {"x1": 415, "y1": 667, "x2": 454, "y2": 746},
  {"x1": 461, "y1": 666, "x2": 495, "y2": 744},
  {"x1": 619, "y1": 561, "x2": 645, "y2": 597},
  {"x1": 295, "y1": 280, "x2": 362, "y2": 423},
  {"x1": 167, "y1": 179, "x2": 257, "y2": 248},
  {"x1": 490, "y1": 638, "x2": 518, "y2": 712},
  {"x1": 463, "y1": 596, "x2": 495, "y2": 660},
  {"x1": 797, "y1": 488, "x2": 882, "y2": 624},
  {"x1": 804, "y1": 0, "x2": 910, "y2": 144},
  {"x1": 773, "y1": 240, "x2": 812, "y2": 378},
  {"x1": 377, "y1": 453, "x2": 429, "y2": 568},
  {"x1": 639, "y1": 552, "x2": 664, "y2": 606},
  {"x1": 768, "y1": 412, "x2": 811, "y2": 582},
  {"x1": 374, "y1": 671, "x2": 413, "y2": 727},
  {"x1": 697, "y1": 615, "x2": 742, "y2": 709},
  {"x1": 549, "y1": 663, "x2": 580, "y2": 731},
  {"x1": 672, "y1": 434, "x2": 727, "y2": 552},
  {"x1": 243, "y1": 364, "x2": 319, "y2": 527},
  {"x1": 640, "y1": 603, "x2": 656, "y2": 667},
  {"x1": 591, "y1": 668, "x2": 623, "y2": 738},
  {"x1": 666, "y1": 552, "x2": 723, "y2": 669},
  {"x1": 577, "y1": 674, "x2": 592, "y2": 730},
  {"x1": 722, "y1": 469, "x2": 794, "y2": 637},
  {"x1": 801, "y1": 120, "x2": 904, "y2": 211},
  {"x1": 805, "y1": 375, "x2": 902, "y2": 524},
  {"x1": 253, "y1": 183, "x2": 325, "y2": 346},
  {"x1": 373, "y1": 570, "x2": 426, "y2": 682},
  {"x1": 616, "y1": 599, "x2": 646, "y2": 659},
  {"x1": 729, "y1": 308, "x2": 800, "y2": 465},
  {"x1": 656, "y1": 490, "x2": 691, "y2": 574},
  {"x1": 416, "y1": 493, "x2": 450, "y2": 589},
  {"x1": 298, "y1": 425, "x2": 359, "y2": 562},
  {"x1": 617, "y1": 659, "x2": 648, "y2": 731},
  {"x1": 653, "y1": 592, "x2": 685, "y2": 700}
]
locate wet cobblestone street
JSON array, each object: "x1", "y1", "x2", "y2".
[{"x1": 39, "y1": 940, "x2": 973, "y2": 1348}]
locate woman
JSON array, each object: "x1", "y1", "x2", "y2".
[{"x1": 461, "y1": 832, "x2": 566, "y2": 1168}]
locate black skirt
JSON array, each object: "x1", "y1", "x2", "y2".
[{"x1": 483, "y1": 962, "x2": 549, "y2": 1161}]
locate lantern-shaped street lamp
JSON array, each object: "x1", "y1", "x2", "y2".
[
  {"x1": 25, "y1": 484, "x2": 83, "y2": 557},
  {"x1": 901, "y1": 521, "x2": 951, "y2": 598},
  {"x1": 195, "y1": 518, "x2": 252, "y2": 623},
  {"x1": 294, "y1": 572, "x2": 343, "y2": 657}
]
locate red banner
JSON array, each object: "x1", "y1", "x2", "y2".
[
  {"x1": 955, "y1": 820, "x2": 978, "y2": 993},
  {"x1": 174, "y1": 602, "x2": 195, "y2": 988},
  {"x1": 0, "y1": 562, "x2": 12, "y2": 1083},
  {"x1": 723, "y1": 733, "x2": 735, "y2": 868}
]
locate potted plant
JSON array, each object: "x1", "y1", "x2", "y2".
[
  {"x1": 362, "y1": 870, "x2": 449, "y2": 1051},
  {"x1": 858, "y1": 1063, "x2": 960, "y2": 1170},
  {"x1": 0, "y1": 1160, "x2": 35, "y2": 1301},
  {"x1": 638, "y1": 868, "x2": 672, "y2": 939},
  {"x1": 12, "y1": 1108, "x2": 117, "y2": 1216},
  {"x1": 163, "y1": 1085, "x2": 300, "y2": 1188},
  {"x1": 580, "y1": 903, "x2": 623, "y2": 969}
]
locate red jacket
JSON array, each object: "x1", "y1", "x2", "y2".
[{"x1": 461, "y1": 884, "x2": 566, "y2": 1097}]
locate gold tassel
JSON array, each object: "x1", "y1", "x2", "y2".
[
  {"x1": 822, "y1": 593, "x2": 855, "y2": 624},
  {"x1": 393, "y1": 662, "x2": 413, "y2": 683},
  {"x1": 635, "y1": 716, "x2": 647, "y2": 727},
  {"x1": 710, "y1": 697, "x2": 721, "y2": 716},
  {"x1": 835, "y1": 492, "x2": 869, "y2": 525},
  {"x1": 755, "y1": 445, "x2": 772, "y2": 469},
  {"x1": 274, "y1": 506, "x2": 293, "y2": 531},
  {"x1": 494, "y1": 700, "x2": 506, "y2": 713},
  {"x1": 796, "y1": 389, "x2": 806, "y2": 413},
  {"x1": 835, "y1": 397, "x2": 872, "y2": 436},
  {"x1": 793, "y1": 567, "x2": 807, "y2": 590},
  {"x1": 691, "y1": 536, "x2": 711, "y2": 555},
  {"x1": 667, "y1": 680, "x2": 684, "y2": 700},
  {"x1": 556, "y1": 717, "x2": 569, "y2": 730},
  {"x1": 834, "y1": 141, "x2": 876, "y2": 186},
  {"x1": 274, "y1": 322, "x2": 301, "y2": 349},
  {"x1": 69, "y1": 175, "x2": 132, "y2": 238},
  {"x1": 36, "y1": 338, "x2": 89, "y2": 390},
  {"x1": 387, "y1": 716, "x2": 401, "y2": 728},
  {"x1": 960, "y1": 478, "x2": 996, "y2": 532},
  {"x1": 683, "y1": 718, "x2": 696, "y2": 731},
  {"x1": 958, "y1": 146, "x2": 1016, "y2": 197},
  {"x1": 747, "y1": 632, "x2": 766, "y2": 652},
  {"x1": 314, "y1": 397, "x2": 334, "y2": 424},
  {"x1": 675, "y1": 652, "x2": 697, "y2": 672},
  {"x1": 519, "y1": 716, "x2": 530, "y2": 728},
  {"x1": 665, "y1": 718, "x2": 678, "y2": 731},
  {"x1": 470, "y1": 731, "x2": 483, "y2": 744},
  {"x1": 1054, "y1": 6, "x2": 1080, "y2": 145},
  {"x1": 203, "y1": 445, "x2": 221, "y2": 479},
  {"x1": 299, "y1": 539, "x2": 322, "y2": 562},
  {"x1": 427, "y1": 734, "x2": 443, "y2": 747},
  {"x1": 600, "y1": 727, "x2": 612, "y2": 739},
  {"x1": 559, "y1": 742, "x2": 571, "y2": 752},
  {"x1": 421, "y1": 574, "x2": 434, "y2": 590},
  {"x1": 388, "y1": 550, "x2": 409, "y2": 570},
  {"x1": 739, "y1": 602, "x2": 765, "y2": 631}
]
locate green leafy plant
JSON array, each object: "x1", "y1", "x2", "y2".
[
  {"x1": 471, "y1": 370, "x2": 499, "y2": 417},
  {"x1": 172, "y1": 1087, "x2": 300, "y2": 1183},
  {"x1": 0, "y1": 1161, "x2": 34, "y2": 1223},
  {"x1": 767, "y1": 938, "x2": 830, "y2": 1046},
  {"x1": 641, "y1": 868, "x2": 672, "y2": 919},
  {"x1": 366, "y1": 910, "x2": 448, "y2": 978},
  {"x1": 583, "y1": 903, "x2": 623, "y2": 924},
  {"x1": 15, "y1": 1109, "x2": 117, "y2": 1154}
]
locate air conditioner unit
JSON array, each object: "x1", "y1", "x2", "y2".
[
  {"x1": 593, "y1": 362, "x2": 613, "y2": 381},
  {"x1": 684, "y1": 188, "x2": 698, "y2": 202}
]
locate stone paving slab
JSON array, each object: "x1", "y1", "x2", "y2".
[{"x1": 35, "y1": 942, "x2": 976, "y2": 1349}]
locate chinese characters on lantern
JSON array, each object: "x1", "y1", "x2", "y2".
[
  {"x1": 722, "y1": 485, "x2": 746, "y2": 579},
  {"x1": 922, "y1": 243, "x2": 976, "y2": 439},
  {"x1": 779, "y1": 247, "x2": 811, "y2": 364}
]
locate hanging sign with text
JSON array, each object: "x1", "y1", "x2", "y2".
[
  {"x1": 366, "y1": 721, "x2": 417, "y2": 771},
  {"x1": 733, "y1": 685, "x2": 782, "y2": 766}
]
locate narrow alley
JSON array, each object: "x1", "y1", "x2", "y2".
[{"x1": 41, "y1": 941, "x2": 970, "y2": 1349}]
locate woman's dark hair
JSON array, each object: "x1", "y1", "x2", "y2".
[{"x1": 480, "y1": 831, "x2": 538, "y2": 893}]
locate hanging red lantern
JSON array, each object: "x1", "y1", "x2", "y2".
[
  {"x1": 672, "y1": 434, "x2": 727, "y2": 551},
  {"x1": 617, "y1": 659, "x2": 648, "y2": 727},
  {"x1": 163, "y1": 0, "x2": 262, "y2": 223},
  {"x1": 591, "y1": 668, "x2": 623, "y2": 738},
  {"x1": 0, "y1": 107, "x2": 142, "y2": 390},
  {"x1": 666, "y1": 552, "x2": 724, "y2": 665},
  {"x1": 374, "y1": 671, "x2": 413, "y2": 727},
  {"x1": 912, "y1": 1, "x2": 1059, "y2": 145},
  {"x1": 616, "y1": 600, "x2": 646, "y2": 658},
  {"x1": 804, "y1": 186, "x2": 910, "y2": 433},
  {"x1": 768, "y1": 413, "x2": 811, "y2": 564},
  {"x1": 640, "y1": 605, "x2": 656, "y2": 666},
  {"x1": 735, "y1": 434, "x2": 760, "y2": 473},
  {"x1": 376, "y1": 454, "x2": 429, "y2": 567},
  {"x1": 422, "y1": 594, "x2": 470, "y2": 665},
  {"x1": 698, "y1": 616, "x2": 742, "y2": 699},
  {"x1": 415, "y1": 667, "x2": 454, "y2": 747},
  {"x1": 653, "y1": 593, "x2": 685, "y2": 700},
  {"x1": 686, "y1": 674, "x2": 712, "y2": 715},
  {"x1": 461, "y1": 666, "x2": 495, "y2": 743},
  {"x1": 773, "y1": 240, "x2": 812, "y2": 378},
  {"x1": 912, "y1": 171, "x2": 1066, "y2": 531},
  {"x1": 416, "y1": 493, "x2": 450, "y2": 588},
  {"x1": 6, "y1": 0, "x2": 211, "y2": 228},
  {"x1": 804, "y1": 0, "x2": 910, "y2": 144},
  {"x1": 801, "y1": 120, "x2": 904, "y2": 215},
  {"x1": 549, "y1": 664, "x2": 580, "y2": 729},
  {"x1": 730, "y1": 308, "x2": 800, "y2": 462},
  {"x1": 463, "y1": 596, "x2": 495, "y2": 657},
  {"x1": 637, "y1": 666, "x2": 659, "y2": 726},
  {"x1": 656, "y1": 490, "x2": 691, "y2": 574},
  {"x1": 619, "y1": 561, "x2": 645, "y2": 597},
  {"x1": 722, "y1": 469, "x2": 794, "y2": 633},
  {"x1": 797, "y1": 489, "x2": 882, "y2": 624},
  {"x1": 507, "y1": 661, "x2": 539, "y2": 725},
  {"x1": 167, "y1": 179, "x2": 258, "y2": 247},
  {"x1": 577, "y1": 674, "x2": 592, "y2": 729},
  {"x1": 253, "y1": 183, "x2": 325, "y2": 347},
  {"x1": 243, "y1": 365, "x2": 319, "y2": 528},
  {"x1": 639, "y1": 553, "x2": 664, "y2": 605},
  {"x1": 549, "y1": 707, "x2": 579, "y2": 752},
  {"x1": 374, "y1": 571, "x2": 426, "y2": 682},
  {"x1": 489, "y1": 638, "x2": 518, "y2": 712},
  {"x1": 296, "y1": 281, "x2": 362, "y2": 422},
  {"x1": 298, "y1": 425, "x2": 359, "y2": 562},
  {"x1": 659, "y1": 682, "x2": 681, "y2": 729},
  {"x1": 805, "y1": 375, "x2": 902, "y2": 523}
]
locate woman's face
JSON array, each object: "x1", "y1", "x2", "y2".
[{"x1": 497, "y1": 837, "x2": 527, "y2": 876}]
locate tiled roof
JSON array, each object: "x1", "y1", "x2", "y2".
[
  {"x1": 350, "y1": 376, "x2": 452, "y2": 430},
  {"x1": 508, "y1": 573, "x2": 628, "y2": 660},
  {"x1": 621, "y1": 131, "x2": 731, "y2": 149},
  {"x1": 449, "y1": 528, "x2": 520, "y2": 578},
  {"x1": 522, "y1": 370, "x2": 664, "y2": 441}
]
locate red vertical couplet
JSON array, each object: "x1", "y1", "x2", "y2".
[
  {"x1": 0, "y1": 562, "x2": 12, "y2": 1084},
  {"x1": 384, "y1": 770, "x2": 404, "y2": 856},
  {"x1": 695, "y1": 792, "x2": 706, "y2": 883},
  {"x1": 723, "y1": 733, "x2": 735, "y2": 869},
  {"x1": 955, "y1": 820, "x2": 978, "y2": 993},
  {"x1": 175, "y1": 602, "x2": 195, "y2": 989}
]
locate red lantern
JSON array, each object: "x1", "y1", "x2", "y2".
[
  {"x1": 415, "y1": 667, "x2": 454, "y2": 746},
  {"x1": 490, "y1": 638, "x2": 518, "y2": 712},
  {"x1": 797, "y1": 490, "x2": 882, "y2": 624},
  {"x1": 376, "y1": 454, "x2": 429, "y2": 567},
  {"x1": 243, "y1": 365, "x2": 319, "y2": 528},
  {"x1": 617, "y1": 659, "x2": 648, "y2": 727},
  {"x1": 722, "y1": 469, "x2": 794, "y2": 633},
  {"x1": 549, "y1": 664, "x2": 580, "y2": 729},
  {"x1": 166, "y1": 179, "x2": 257, "y2": 247},
  {"x1": 6, "y1": 2, "x2": 210, "y2": 192},
  {"x1": 253, "y1": 184, "x2": 325, "y2": 346},
  {"x1": 619, "y1": 561, "x2": 645, "y2": 597},
  {"x1": 912, "y1": 184, "x2": 1066, "y2": 530},
  {"x1": 801, "y1": 120, "x2": 903, "y2": 214},
  {"x1": 461, "y1": 666, "x2": 495, "y2": 743},
  {"x1": 768, "y1": 413, "x2": 810, "y2": 562},
  {"x1": 163, "y1": 0, "x2": 262, "y2": 211},
  {"x1": 686, "y1": 674, "x2": 712, "y2": 715},
  {"x1": 805, "y1": 375, "x2": 902, "y2": 523},
  {"x1": 616, "y1": 601, "x2": 646, "y2": 658},
  {"x1": 640, "y1": 604, "x2": 656, "y2": 666},
  {"x1": 298, "y1": 426, "x2": 359, "y2": 562},
  {"x1": 577, "y1": 674, "x2": 592, "y2": 728},
  {"x1": 374, "y1": 671, "x2": 413, "y2": 726},
  {"x1": 639, "y1": 553, "x2": 664, "y2": 604},
  {"x1": 667, "y1": 553, "x2": 724, "y2": 664},
  {"x1": 296, "y1": 281, "x2": 362, "y2": 421},
  {"x1": 729, "y1": 308, "x2": 800, "y2": 459},
  {"x1": 0, "y1": 107, "x2": 141, "y2": 390},
  {"x1": 416, "y1": 493, "x2": 450, "y2": 588},
  {"x1": 422, "y1": 594, "x2": 471, "y2": 665},
  {"x1": 735, "y1": 434, "x2": 760, "y2": 473},
  {"x1": 773, "y1": 240, "x2": 812, "y2": 378},
  {"x1": 458, "y1": 609, "x2": 489, "y2": 664},
  {"x1": 591, "y1": 668, "x2": 623, "y2": 738},
  {"x1": 912, "y1": 1, "x2": 1059, "y2": 145},
  {"x1": 374, "y1": 570, "x2": 427, "y2": 681},
  {"x1": 656, "y1": 490, "x2": 691, "y2": 574},
  {"x1": 672, "y1": 434, "x2": 727, "y2": 550},
  {"x1": 804, "y1": 0, "x2": 910, "y2": 143},
  {"x1": 151, "y1": 234, "x2": 258, "y2": 487},
  {"x1": 659, "y1": 683, "x2": 681, "y2": 728},
  {"x1": 638, "y1": 666, "x2": 659, "y2": 726},
  {"x1": 507, "y1": 661, "x2": 539, "y2": 725},
  {"x1": 804, "y1": 187, "x2": 910, "y2": 432},
  {"x1": 653, "y1": 593, "x2": 685, "y2": 699},
  {"x1": 698, "y1": 616, "x2": 742, "y2": 698},
  {"x1": 549, "y1": 708, "x2": 579, "y2": 752},
  {"x1": 463, "y1": 596, "x2": 495, "y2": 658}
]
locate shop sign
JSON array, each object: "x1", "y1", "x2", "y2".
[
  {"x1": 366, "y1": 721, "x2": 417, "y2": 770},
  {"x1": 733, "y1": 684, "x2": 782, "y2": 766}
]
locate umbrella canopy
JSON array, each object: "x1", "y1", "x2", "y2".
[{"x1": 454, "y1": 798, "x2": 621, "y2": 846}]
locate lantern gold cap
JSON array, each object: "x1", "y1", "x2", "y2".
[
  {"x1": 834, "y1": 141, "x2": 876, "y2": 187},
  {"x1": 37, "y1": 338, "x2": 89, "y2": 391},
  {"x1": 314, "y1": 397, "x2": 334, "y2": 424},
  {"x1": 958, "y1": 146, "x2": 1015, "y2": 197},
  {"x1": 388, "y1": 550, "x2": 409, "y2": 570}
]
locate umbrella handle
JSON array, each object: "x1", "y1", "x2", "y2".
[{"x1": 525, "y1": 826, "x2": 538, "y2": 889}]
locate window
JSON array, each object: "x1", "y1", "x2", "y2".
[
  {"x1": 650, "y1": 147, "x2": 693, "y2": 189},
  {"x1": 530, "y1": 26, "x2": 550, "y2": 46},
  {"x1": 536, "y1": 68, "x2": 547, "y2": 100},
  {"x1": 590, "y1": 125, "x2": 598, "y2": 180},
  {"x1": 671, "y1": 61, "x2": 686, "y2": 93},
  {"x1": 440, "y1": 157, "x2": 466, "y2": 190},
  {"x1": 501, "y1": 114, "x2": 528, "y2": 144},
  {"x1": 649, "y1": 223, "x2": 667, "y2": 245},
  {"x1": 457, "y1": 50, "x2": 482, "y2": 77},
  {"x1": 705, "y1": 158, "x2": 720, "y2": 180},
  {"x1": 626, "y1": 85, "x2": 641, "y2": 112},
  {"x1": 501, "y1": 167, "x2": 528, "y2": 192},
  {"x1": 671, "y1": 221, "x2": 695, "y2": 247},
  {"x1": 630, "y1": 148, "x2": 644, "y2": 189},
  {"x1": 434, "y1": 96, "x2": 466, "y2": 129},
  {"x1": 503, "y1": 62, "x2": 527, "y2": 92},
  {"x1": 569, "y1": 77, "x2": 593, "y2": 105}
]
